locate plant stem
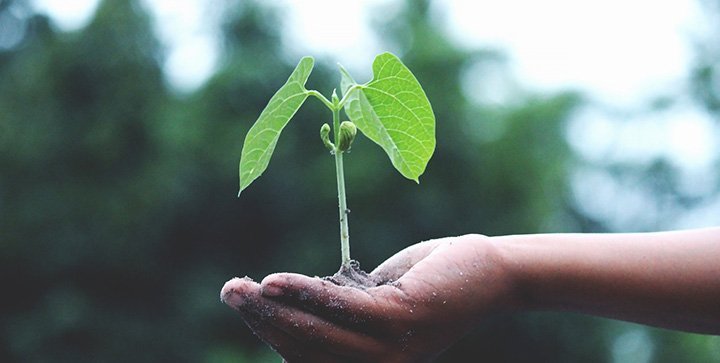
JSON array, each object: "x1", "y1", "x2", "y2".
[
  {"x1": 306, "y1": 90, "x2": 334, "y2": 109},
  {"x1": 332, "y1": 105, "x2": 351, "y2": 268}
]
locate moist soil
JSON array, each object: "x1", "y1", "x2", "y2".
[{"x1": 323, "y1": 259, "x2": 380, "y2": 289}]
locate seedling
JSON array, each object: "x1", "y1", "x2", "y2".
[{"x1": 238, "y1": 52, "x2": 435, "y2": 274}]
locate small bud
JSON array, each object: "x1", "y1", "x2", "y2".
[
  {"x1": 320, "y1": 123, "x2": 334, "y2": 152},
  {"x1": 331, "y1": 89, "x2": 340, "y2": 105},
  {"x1": 337, "y1": 121, "x2": 357, "y2": 152}
]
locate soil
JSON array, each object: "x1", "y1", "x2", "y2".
[{"x1": 323, "y1": 259, "x2": 381, "y2": 290}]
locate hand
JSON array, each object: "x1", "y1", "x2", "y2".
[{"x1": 221, "y1": 234, "x2": 517, "y2": 362}]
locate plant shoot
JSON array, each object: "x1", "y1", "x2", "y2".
[{"x1": 237, "y1": 52, "x2": 436, "y2": 269}]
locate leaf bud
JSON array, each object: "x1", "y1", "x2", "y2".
[
  {"x1": 320, "y1": 123, "x2": 334, "y2": 152},
  {"x1": 337, "y1": 121, "x2": 357, "y2": 152},
  {"x1": 331, "y1": 88, "x2": 340, "y2": 105}
]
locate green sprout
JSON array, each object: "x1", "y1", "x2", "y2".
[{"x1": 237, "y1": 52, "x2": 436, "y2": 269}]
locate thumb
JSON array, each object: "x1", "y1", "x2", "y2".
[{"x1": 370, "y1": 239, "x2": 444, "y2": 284}]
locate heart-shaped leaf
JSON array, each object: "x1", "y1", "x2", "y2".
[
  {"x1": 341, "y1": 53, "x2": 435, "y2": 182},
  {"x1": 238, "y1": 57, "x2": 314, "y2": 194}
]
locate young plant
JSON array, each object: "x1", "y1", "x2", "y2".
[{"x1": 238, "y1": 52, "x2": 435, "y2": 271}]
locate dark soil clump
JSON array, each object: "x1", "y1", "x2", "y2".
[{"x1": 323, "y1": 260, "x2": 379, "y2": 290}]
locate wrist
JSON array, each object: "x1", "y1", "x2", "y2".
[
  {"x1": 460, "y1": 234, "x2": 530, "y2": 313},
  {"x1": 490, "y1": 234, "x2": 544, "y2": 312}
]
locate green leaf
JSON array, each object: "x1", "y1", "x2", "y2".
[
  {"x1": 238, "y1": 57, "x2": 314, "y2": 195},
  {"x1": 341, "y1": 52, "x2": 435, "y2": 182}
]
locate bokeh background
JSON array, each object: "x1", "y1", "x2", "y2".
[{"x1": 2, "y1": 0, "x2": 719, "y2": 361}]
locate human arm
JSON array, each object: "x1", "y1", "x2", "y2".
[
  {"x1": 221, "y1": 228, "x2": 720, "y2": 362},
  {"x1": 498, "y1": 227, "x2": 720, "y2": 334}
]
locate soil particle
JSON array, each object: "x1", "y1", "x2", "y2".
[{"x1": 323, "y1": 260, "x2": 380, "y2": 289}]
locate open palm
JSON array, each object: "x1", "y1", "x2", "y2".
[{"x1": 221, "y1": 234, "x2": 514, "y2": 362}]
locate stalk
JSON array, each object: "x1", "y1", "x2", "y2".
[{"x1": 332, "y1": 103, "x2": 351, "y2": 268}]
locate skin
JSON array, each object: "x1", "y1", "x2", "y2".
[{"x1": 221, "y1": 227, "x2": 720, "y2": 362}]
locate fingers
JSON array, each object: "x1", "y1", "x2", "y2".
[
  {"x1": 260, "y1": 273, "x2": 410, "y2": 328},
  {"x1": 222, "y1": 277, "x2": 385, "y2": 360},
  {"x1": 240, "y1": 308, "x2": 353, "y2": 363},
  {"x1": 223, "y1": 277, "x2": 323, "y2": 360},
  {"x1": 220, "y1": 276, "x2": 257, "y2": 307},
  {"x1": 241, "y1": 308, "x2": 336, "y2": 362}
]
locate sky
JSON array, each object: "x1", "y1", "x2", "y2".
[
  {"x1": 29, "y1": 0, "x2": 720, "y2": 228},
  {"x1": 29, "y1": 0, "x2": 702, "y2": 99}
]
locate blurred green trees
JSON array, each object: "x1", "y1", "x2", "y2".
[{"x1": 0, "y1": 0, "x2": 717, "y2": 362}]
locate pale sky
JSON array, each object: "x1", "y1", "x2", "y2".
[{"x1": 30, "y1": 0, "x2": 704, "y2": 100}]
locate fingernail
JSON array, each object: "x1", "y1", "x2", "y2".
[
  {"x1": 220, "y1": 277, "x2": 247, "y2": 306},
  {"x1": 221, "y1": 290, "x2": 244, "y2": 306},
  {"x1": 261, "y1": 283, "x2": 284, "y2": 297}
]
